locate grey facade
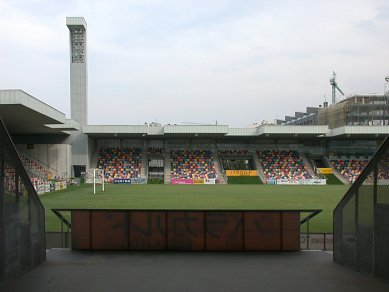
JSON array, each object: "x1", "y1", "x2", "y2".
[
  {"x1": 318, "y1": 95, "x2": 389, "y2": 128},
  {"x1": 280, "y1": 107, "x2": 319, "y2": 126},
  {"x1": 66, "y1": 17, "x2": 88, "y2": 126},
  {"x1": 66, "y1": 17, "x2": 89, "y2": 173}
]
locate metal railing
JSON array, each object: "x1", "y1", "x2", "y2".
[
  {"x1": 52, "y1": 209, "x2": 71, "y2": 248},
  {"x1": 0, "y1": 117, "x2": 46, "y2": 286},
  {"x1": 17, "y1": 148, "x2": 58, "y2": 177},
  {"x1": 300, "y1": 233, "x2": 333, "y2": 251},
  {"x1": 334, "y1": 135, "x2": 389, "y2": 279},
  {"x1": 300, "y1": 210, "x2": 322, "y2": 250}
]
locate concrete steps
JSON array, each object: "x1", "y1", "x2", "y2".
[
  {"x1": 141, "y1": 151, "x2": 148, "y2": 179},
  {"x1": 17, "y1": 148, "x2": 58, "y2": 180},
  {"x1": 324, "y1": 157, "x2": 349, "y2": 185},
  {"x1": 251, "y1": 151, "x2": 266, "y2": 183},
  {"x1": 90, "y1": 151, "x2": 99, "y2": 169},
  {"x1": 164, "y1": 150, "x2": 171, "y2": 184},
  {"x1": 301, "y1": 153, "x2": 316, "y2": 178},
  {"x1": 212, "y1": 152, "x2": 226, "y2": 184}
]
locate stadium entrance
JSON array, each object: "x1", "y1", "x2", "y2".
[{"x1": 73, "y1": 165, "x2": 86, "y2": 178}]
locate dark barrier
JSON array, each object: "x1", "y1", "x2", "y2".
[
  {"x1": 44, "y1": 231, "x2": 335, "y2": 250},
  {"x1": 0, "y1": 117, "x2": 46, "y2": 286},
  {"x1": 53, "y1": 209, "x2": 321, "y2": 251},
  {"x1": 334, "y1": 135, "x2": 389, "y2": 279}
]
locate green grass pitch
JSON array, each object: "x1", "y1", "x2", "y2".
[{"x1": 41, "y1": 184, "x2": 349, "y2": 233}]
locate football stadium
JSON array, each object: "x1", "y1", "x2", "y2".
[{"x1": 1, "y1": 16, "x2": 389, "y2": 290}]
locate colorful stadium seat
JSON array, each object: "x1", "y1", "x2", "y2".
[
  {"x1": 257, "y1": 150, "x2": 313, "y2": 182},
  {"x1": 170, "y1": 149, "x2": 216, "y2": 179},
  {"x1": 97, "y1": 147, "x2": 142, "y2": 181},
  {"x1": 331, "y1": 159, "x2": 368, "y2": 182}
]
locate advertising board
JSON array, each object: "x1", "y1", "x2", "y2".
[
  {"x1": 226, "y1": 170, "x2": 258, "y2": 176},
  {"x1": 193, "y1": 179, "x2": 204, "y2": 184},
  {"x1": 275, "y1": 179, "x2": 326, "y2": 185},
  {"x1": 113, "y1": 178, "x2": 132, "y2": 184},
  {"x1": 172, "y1": 178, "x2": 194, "y2": 185},
  {"x1": 130, "y1": 178, "x2": 148, "y2": 184},
  {"x1": 204, "y1": 178, "x2": 216, "y2": 184},
  {"x1": 317, "y1": 168, "x2": 333, "y2": 174}
]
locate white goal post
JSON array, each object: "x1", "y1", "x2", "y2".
[{"x1": 85, "y1": 168, "x2": 105, "y2": 194}]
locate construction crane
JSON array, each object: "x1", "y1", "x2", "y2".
[
  {"x1": 329, "y1": 71, "x2": 344, "y2": 104},
  {"x1": 385, "y1": 76, "x2": 389, "y2": 94}
]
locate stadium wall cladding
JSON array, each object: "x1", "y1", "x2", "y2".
[{"x1": 67, "y1": 209, "x2": 303, "y2": 251}]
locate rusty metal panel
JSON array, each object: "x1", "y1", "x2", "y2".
[
  {"x1": 244, "y1": 212, "x2": 281, "y2": 251},
  {"x1": 129, "y1": 211, "x2": 166, "y2": 250},
  {"x1": 91, "y1": 211, "x2": 128, "y2": 250},
  {"x1": 282, "y1": 212, "x2": 300, "y2": 251},
  {"x1": 205, "y1": 212, "x2": 243, "y2": 251},
  {"x1": 167, "y1": 211, "x2": 205, "y2": 250},
  {"x1": 71, "y1": 211, "x2": 90, "y2": 250}
]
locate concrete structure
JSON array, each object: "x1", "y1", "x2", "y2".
[
  {"x1": 66, "y1": 17, "x2": 89, "y2": 174},
  {"x1": 318, "y1": 94, "x2": 389, "y2": 128},
  {"x1": 279, "y1": 94, "x2": 389, "y2": 129},
  {"x1": 2, "y1": 250, "x2": 389, "y2": 291},
  {"x1": 281, "y1": 107, "x2": 320, "y2": 126},
  {"x1": 0, "y1": 90, "x2": 77, "y2": 178},
  {"x1": 1, "y1": 88, "x2": 389, "y2": 177},
  {"x1": 66, "y1": 17, "x2": 87, "y2": 126}
]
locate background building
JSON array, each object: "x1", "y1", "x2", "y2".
[{"x1": 318, "y1": 95, "x2": 389, "y2": 128}]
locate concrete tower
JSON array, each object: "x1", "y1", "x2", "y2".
[
  {"x1": 66, "y1": 17, "x2": 89, "y2": 175},
  {"x1": 66, "y1": 17, "x2": 88, "y2": 125}
]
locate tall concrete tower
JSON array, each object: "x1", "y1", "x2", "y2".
[
  {"x1": 66, "y1": 17, "x2": 89, "y2": 175},
  {"x1": 66, "y1": 17, "x2": 88, "y2": 125}
]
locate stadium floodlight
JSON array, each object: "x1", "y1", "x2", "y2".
[{"x1": 66, "y1": 17, "x2": 88, "y2": 126}]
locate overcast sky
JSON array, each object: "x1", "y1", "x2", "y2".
[{"x1": 1, "y1": 0, "x2": 388, "y2": 127}]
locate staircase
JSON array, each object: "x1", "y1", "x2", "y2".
[
  {"x1": 251, "y1": 152, "x2": 266, "y2": 183},
  {"x1": 301, "y1": 153, "x2": 316, "y2": 178},
  {"x1": 18, "y1": 152, "x2": 57, "y2": 181},
  {"x1": 212, "y1": 152, "x2": 226, "y2": 184},
  {"x1": 163, "y1": 150, "x2": 171, "y2": 184},
  {"x1": 141, "y1": 151, "x2": 148, "y2": 179},
  {"x1": 324, "y1": 157, "x2": 349, "y2": 185},
  {"x1": 90, "y1": 150, "x2": 99, "y2": 169}
]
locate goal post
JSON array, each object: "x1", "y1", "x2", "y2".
[{"x1": 85, "y1": 168, "x2": 105, "y2": 194}]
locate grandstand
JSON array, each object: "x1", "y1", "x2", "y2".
[
  {"x1": 16, "y1": 150, "x2": 71, "y2": 193},
  {"x1": 97, "y1": 147, "x2": 142, "y2": 182},
  {"x1": 1, "y1": 88, "x2": 388, "y2": 187},
  {"x1": 170, "y1": 149, "x2": 216, "y2": 180},
  {"x1": 330, "y1": 159, "x2": 368, "y2": 183},
  {"x1": 258, "y1": 150, "x2": 314, "y2": 183}
]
